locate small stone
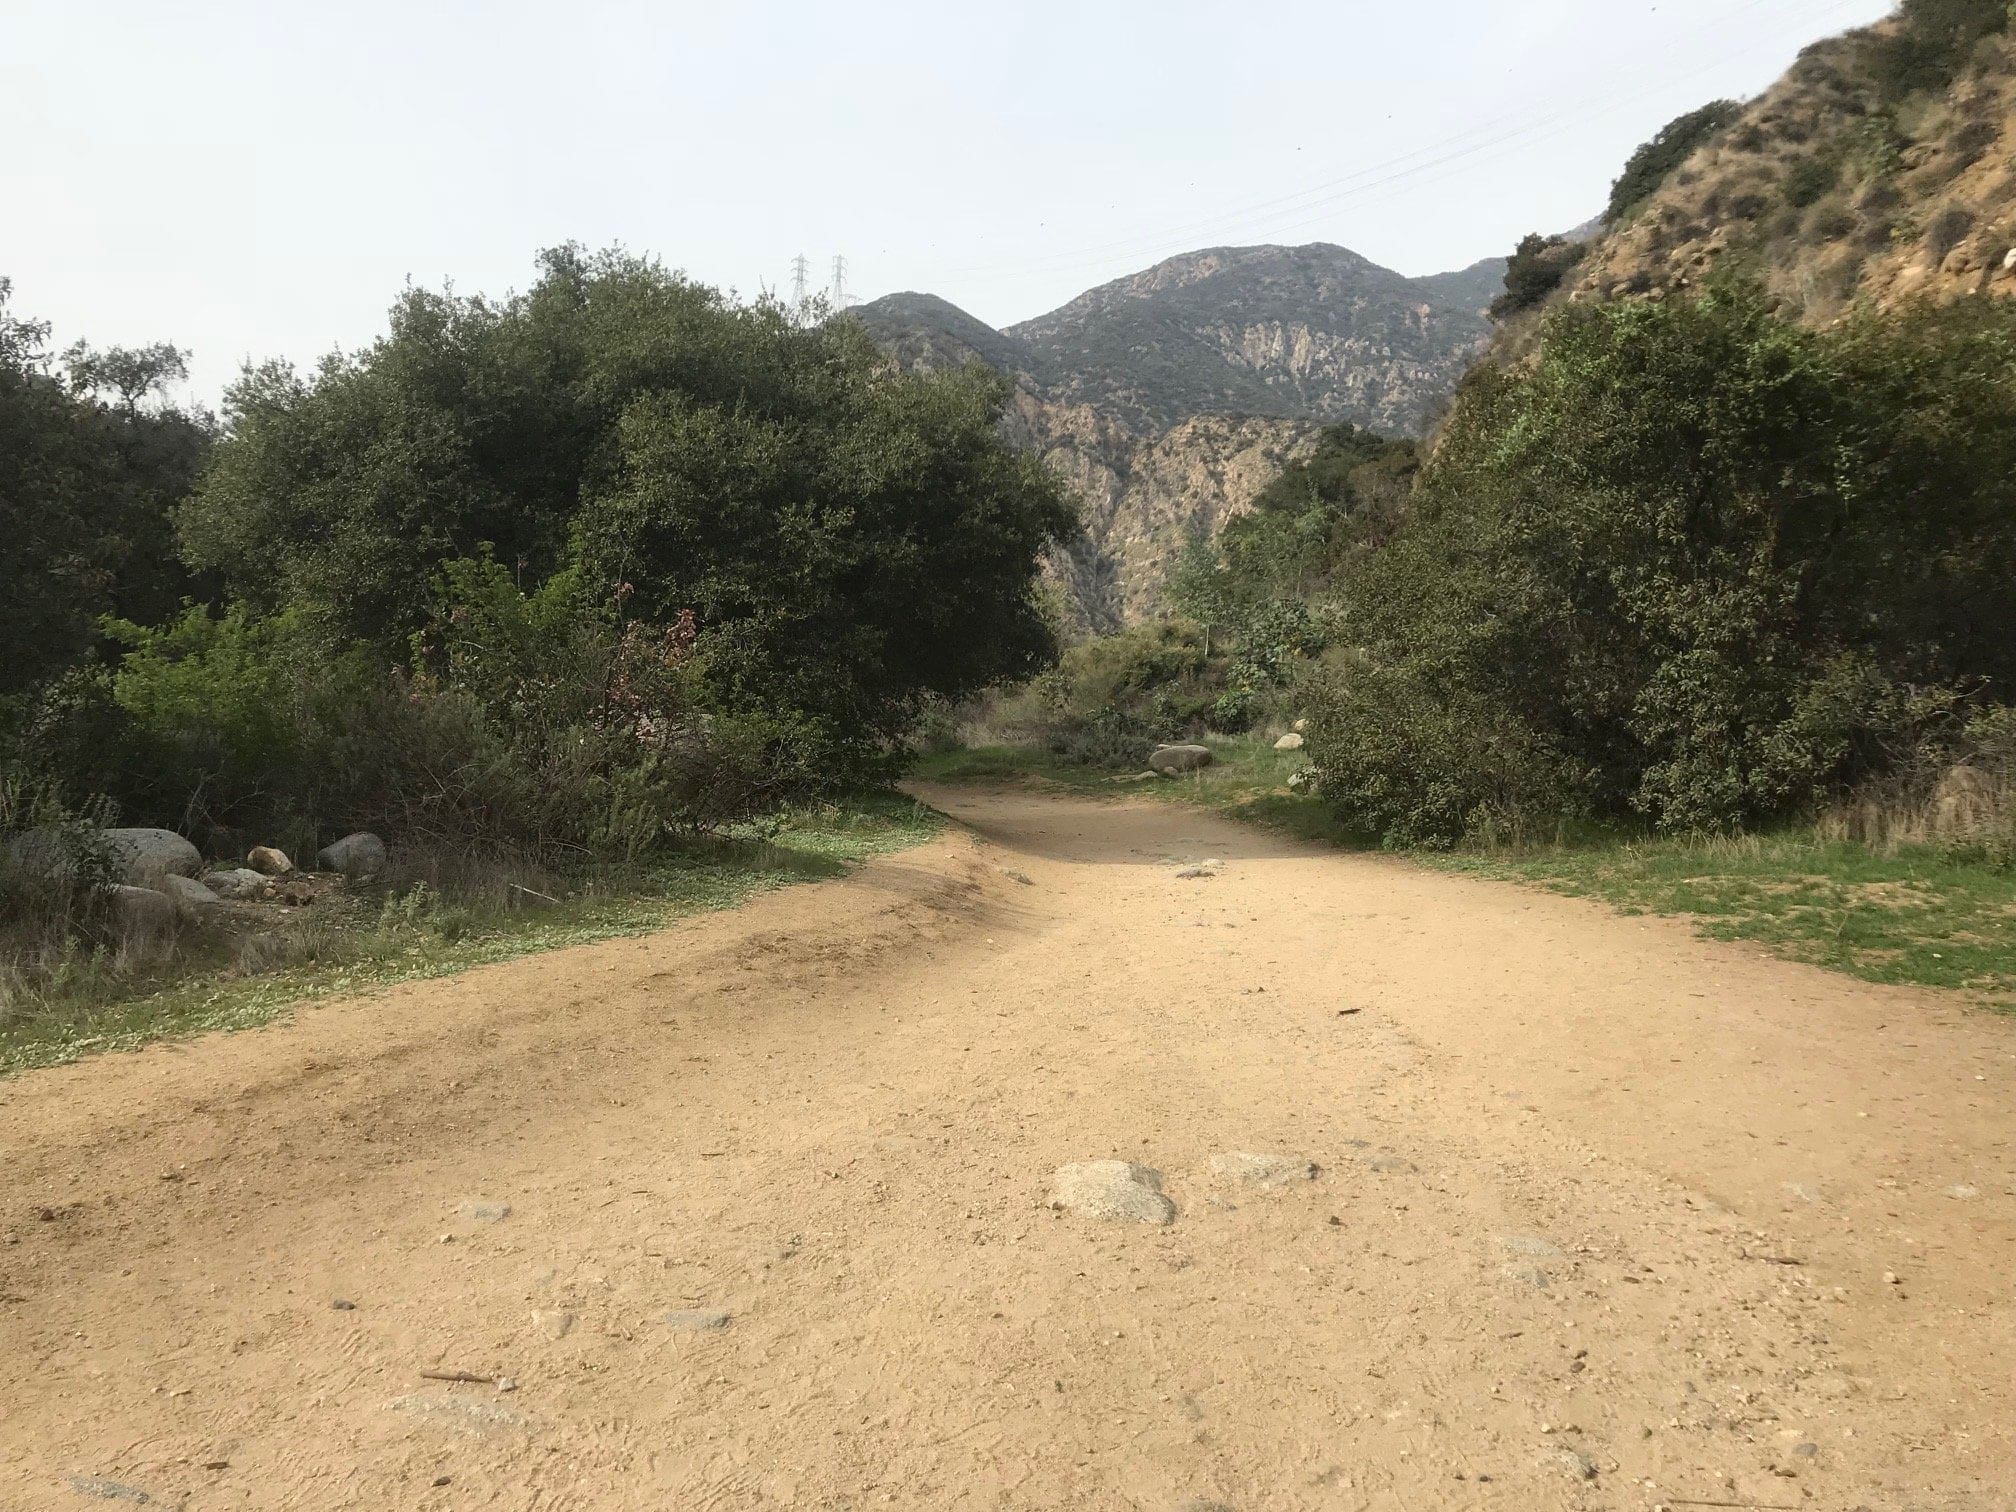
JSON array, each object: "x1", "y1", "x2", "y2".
[
  {"x1": 1946, "y1": 1184, "x2": 1980, "y2": 1199},
  {"x1": 1500, "y1": 1264, "x2": 1551, "y2": 1289},
  {"x1": 532, "y1": 1309, "x2": 577, "y2": 1339},
  {"x1": 331, "y1": 1299, "x2": 357, "y2": 1311},
  {"x1": 1793, "y1": 1442, "x2": 1818, "y2": 1457},
  {"x1": 246, "y1": 845, "x2": 294, "y2": 876},
  {"x1": 1174, "y1": 867, "x2": 1216, "y2": 881},
  {"x1": 433, "y1": 1477, "x2": 452, "y2": 1487},
  {"x1": 1495, "y1": 1234, "x2": 1564, "y2": 1259},
  {"x1": 202, "y1": 867, "x2": 270, "y2": 900},
  {"x1": 1547, "y1": 1448, "x2": 1597, "y2": 1481},
  {"x1": 1051, "y1": 1161, "x2": 1177, "y2": 1225},
  {"x1": 660, "y1": 1307, "x2": 733, "y2": 1331},
  {"x1": 458, "y1": 1201, "x2": 511, "y2": 1224},
  {"x1": 1001, "y1": 869, "x2": 1035, "y2": 886}
]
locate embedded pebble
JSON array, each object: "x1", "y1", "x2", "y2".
[
  {"x1": 532, "y1": 1309, "x2": 577, "y2": 1339},
  {"x1": 387, "y1": 1394, "x2": 534, "y2": 1435},
  {"x1": 68, "y1": 1479, "x2": 154, "y2": 1504},
  {"x1": 1207, "y1": 1152, "x2": 1317, "y2": 1189},
  {"x1": 661, "y1": 1307, "x2": 733, "y2": 1331},
  {"x1": 458, "y1": 1201, "x2": 512, "y2": 1223}
]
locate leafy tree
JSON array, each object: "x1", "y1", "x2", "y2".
[
  {"x1": 180, "y1": 247, "x2": 1076, "y2": 778},
  {"x1": 1215, "y1": 424, "x2": 1415, "y2": 603},
  {"x1": 1605, "y1": 101, "x2": 1742, "y2": 223},
  {"x1": 0, "y1": 281, "x2": 213, "y2": 700},
  {"x1": 1310, "y1": 284, "x2": 2016, "y2": 843},
  {"x1": 1490, "y1": 234, "x2": 1587, "y2": 319}
]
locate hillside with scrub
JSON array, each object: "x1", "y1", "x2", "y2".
[{"x1": 1494, "y1": 0, "x2": 2016, "y2": 329}]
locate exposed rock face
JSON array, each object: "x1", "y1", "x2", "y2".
[
  {"x1": 1006, "y1": 244, "x2": 1503, "y2": 435},
  {"x1": 852, "y1": 243, "x2": 1503, "y2": 626}
]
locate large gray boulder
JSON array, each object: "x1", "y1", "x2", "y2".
[
  {"x1": 317, "y1": 832, "x2": 387, "y2": 880},
  {"x1": 161, "y1": 875, "x2": 222, "y2": 914},
  {"x1": 106, "y1": 884, "x2": 177, "y2": 949},
  {"x1": 1148, "y1": 744, "x2": 1214, "y2": 777},
  {"x1": 103, "y1": 828, "x2": 202, "y2": 885}
]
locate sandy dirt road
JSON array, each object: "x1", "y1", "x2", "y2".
[{"x1": 2, "y1": 785, "x2": 2013, "y2": 1511}]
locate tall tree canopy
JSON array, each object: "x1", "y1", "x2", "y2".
[
  {"x1": 0, "y1": 280, "x2": 213, "y2": 699},
  {"x1": 179, "y1": 246, "x2": 1078, "y2": 766}
]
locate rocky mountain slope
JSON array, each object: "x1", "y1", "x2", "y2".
[
  {"x1": 1542, "y1": 12, "x2": 2016, "y2": 326},
  {"x1": 853, "y1": 244, "x2": 1502, "y2": 626}
]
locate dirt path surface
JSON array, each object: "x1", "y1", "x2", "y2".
[{"x1": 3, "y1": 786, "x2": 2014, "y2": 1511}]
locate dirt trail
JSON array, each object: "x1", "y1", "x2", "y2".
[{"x1": 2, "y1": 786, "x2": 2013, "y2": 1511}]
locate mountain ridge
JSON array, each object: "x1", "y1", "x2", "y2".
[{"x1": 852, "y1": 241, "x2": 1503, "y2": 623}]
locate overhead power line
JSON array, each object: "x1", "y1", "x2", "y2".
[{"x1": 924, "y1": 0, "x2": 1875, "y2": 292}]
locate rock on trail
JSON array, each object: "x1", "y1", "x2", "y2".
[{"x1": 1051, "y1": 1161, "x2": 1177, "y2": 1224}]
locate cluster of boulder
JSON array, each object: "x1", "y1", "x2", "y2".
[
  {"x1": 1141, "y1": 721, "x2": 1311, "y2": 780},
  {"x1": 12, "y1": 826, "x2": 389, "y2": 949}
]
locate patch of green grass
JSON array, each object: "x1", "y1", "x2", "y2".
[
  {"x1": 0, "y1": 793, "x2": 941, "y2": 1076},
  {"x1": 1430, "y1": 833, "x2": 2016, "y2": 1009}
]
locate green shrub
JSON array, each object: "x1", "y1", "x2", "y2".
[
  {"x1": 1784, "y1": 156, "x2": 1840, "y2": 208},
  {"x1": 1606, "y1": 101, "x2": 1743, "y2": 223},
  {"x1": 1315, "y1": 285, "x2": 2016, "y2": 844},
  {"x1": 1490, "y1": 234, "x2": 1587, "y2": 319},
  {"x1": 1926, "y1": 206, "x2": 1977, "y2": 259},
  {"x1": 1303, "y1": 663, "x2": 1590, "y2": 849},
  {"x1": 1870, "y1": 0, "x2": 2010, "y2": 99}
]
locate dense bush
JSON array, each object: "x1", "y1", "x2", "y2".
[
  {"x1": 1307, "y1": 284, "x2": 2016, "y2": 845},
  {"x1": 1605, "y1": 101, "x2": 1743, "y2": 223},
  {"x1": 180, "y1": 247, "x2": 1075, "y2": 786},
  {"x1": 1490, "y1": 234, "x2": 1587, "y2": 319},
  {"x1": 1870, "y1": 0, "x2": 2011, "y2": 100},
  {"x1": 1, "y1": 246, "x2": 1075, "y2": 911},
  {"x1": 0, "y1": 281, "x2": 214, "y2": 702}
]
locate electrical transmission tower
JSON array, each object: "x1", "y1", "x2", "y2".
[
  {"x1": 789, "y1": 253, "x2": 812, "y2": 313},
  {"x1": 829, "y1": 254, "x2": 850, "y2": 311}
]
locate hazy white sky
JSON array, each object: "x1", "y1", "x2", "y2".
[{"x1": 5, "y1": 0, "x2": 1895, "y2": 404}]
